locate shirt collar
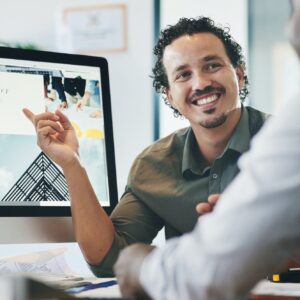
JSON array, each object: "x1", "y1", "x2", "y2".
[
  {"x1": 181, "y1": 106, "x2": 250, "y2": 178},
  {"x1": 225, "y1": 106, "x2": 251, "y2": 154}
]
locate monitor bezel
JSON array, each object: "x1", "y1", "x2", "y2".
[{"x1": 0, "y1": 46, "x2": 118, "y2": 217}]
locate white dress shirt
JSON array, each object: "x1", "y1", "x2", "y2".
[{"x1": 139, "y1": 91, "x2": 300, "y2": 300}]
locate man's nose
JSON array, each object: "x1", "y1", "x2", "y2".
[{"x1": 192, "y1": 73, "x2": 212, "y2": 91}]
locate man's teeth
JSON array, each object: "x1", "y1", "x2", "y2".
[{"x1": 195, "y1": 94, "x2": 218, "y2": 105}]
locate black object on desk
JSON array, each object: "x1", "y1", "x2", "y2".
[{"x1": 270, "y1": 269, "x2": 300, "y2": 283}]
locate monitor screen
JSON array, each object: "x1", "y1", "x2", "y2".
[{"x1": 0, "y1": 47, "x2": 118, "y2": 242}]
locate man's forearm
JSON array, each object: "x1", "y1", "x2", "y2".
[{"x1": 63, "y1": 158, "x2": 115, "y2": 265}]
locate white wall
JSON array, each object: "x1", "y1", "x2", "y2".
[
  {"x1": 159, "y1": 0, "x2": 248, "y2": 137},
  {"x1": 0, "y1": 0, "x2": 154, "y2": 272}
]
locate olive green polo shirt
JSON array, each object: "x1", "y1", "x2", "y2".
[{"x1": 90, "y1": 106, "x2": 268, "y2": 276}]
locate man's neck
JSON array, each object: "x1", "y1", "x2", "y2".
[{"x1": 192, "y1": 108, "x2": 242, "y2": 165}]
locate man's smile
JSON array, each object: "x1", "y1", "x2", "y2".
[
  {"x1": 190, "y1": 92, "x2": 225, "y2": 113},
  {"x1": 191, "y1": 93, "x2": 219, "y2": 106}
]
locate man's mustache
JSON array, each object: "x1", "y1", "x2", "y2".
[{"x1": 188, "y1": 86, "x2": 225, "y2": 102}]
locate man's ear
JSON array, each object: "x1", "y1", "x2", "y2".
[
  {"x1": 236, "y1": 65, "x2": 245, "y2": 90},
  {"x1": 166, "y1": 88, "x2": 174, "y2": 107}
]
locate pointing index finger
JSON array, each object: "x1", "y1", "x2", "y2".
[
  {"x1": 22, "y1": 108, "x2": 60, "y2": 127},
  {"x1": 22, "y1": 108, "x2": 35, "y2": 124}
]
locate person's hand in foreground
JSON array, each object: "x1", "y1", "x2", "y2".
[
  {"x1": 196, "y1": 194, "x2": 220, "y2": 216},
  {"x1": 22, "y1": 108, "x2": 79, "y2": 169},
  {"x1": 114, "y1": 244, "x2": 154, "y2": 300}
]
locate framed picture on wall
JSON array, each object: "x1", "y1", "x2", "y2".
[{"x1": 56, "y1": 3, "x2": 128, "y2": 54}]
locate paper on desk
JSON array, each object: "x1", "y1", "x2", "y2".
[
  {"x1": 0, "y1": 248, "x2": 92, "y2": 289},
  {"x1": 252, "y1": 279, "x2": 300, "y2": 296}
]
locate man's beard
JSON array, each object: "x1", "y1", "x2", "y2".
[
  {"x1": 188, "y1": 86, "x2": 227, "y2": 128},
  {"x1": 199, "y1": 112, "x2": 227, "y2": 129}
]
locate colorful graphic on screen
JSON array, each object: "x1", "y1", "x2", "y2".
[{"x1": 0, "y1": 59, "x2": 110, "y2": 207}]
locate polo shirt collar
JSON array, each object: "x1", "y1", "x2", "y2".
[
  {"x1": 181, "y1": 106, "x2": 250, "y2": 178},
  {"x1": 226, "y1": 106, "x2": 250, "y2": 154}
]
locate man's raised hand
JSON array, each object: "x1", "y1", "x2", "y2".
[{"x1": 22, "y1": 108, "x2": 79, "y2": 170}]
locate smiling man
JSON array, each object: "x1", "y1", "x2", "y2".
[
  {"x1": 162, "y1": 30, "x2": 246, "y2": 165},
  {"x1": 164, "y1": 33, "x2": 242, "y2": 129},
  {"x1": 23, "y1": 17, "x2": 268, "y2": 277}
]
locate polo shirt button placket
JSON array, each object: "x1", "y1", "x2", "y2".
[
  {"x1": 209, "y1": 167, "x2": 221, "y2": 195},
  {"x1": 212, "y1": 173, "x2": 218, "y2": 179}
]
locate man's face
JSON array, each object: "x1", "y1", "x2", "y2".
[
  {"x1": 163, "y1": 33, "x2": 244, "y2": 129},
  {"x1": 288, "y1": 0, "x2": 300, "y2": 57}
]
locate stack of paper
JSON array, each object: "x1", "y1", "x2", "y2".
[{"x1": 0, "y1": 248, "x2": 93, "y2": 289}]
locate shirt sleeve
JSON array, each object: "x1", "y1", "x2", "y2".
[
  {"x1": 89, "y1": 188, "x2": 164, "y2": 277},
  {"x1": 139, "y1": 91, "x2": 300, "y2": 300}
]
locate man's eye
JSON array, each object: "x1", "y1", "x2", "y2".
[
  {"x1": 175, "y1": 71, "x2": 191, "y2": 81},
  {"x1": 205, "y1": 63, "x2": 221, "y2": 71}
]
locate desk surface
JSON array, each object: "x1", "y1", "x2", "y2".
[
  {"x1": 77, "y1": 279, "x2": 300, "y2": 300},
  {"x1": 77, "y1": 280, "x2": 300, "y2": 300},
  {"x1": 250, "y1": 280, "x2": 300, "y2": 299}
]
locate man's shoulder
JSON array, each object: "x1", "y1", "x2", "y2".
[
  {"x1": 245, "y1": 106, "x2": 270, "y2": 120},
  {"x1": 244, "y1": 106, "x2": 270, "y2": 137},
  {"x1": 137, "y1": 127, "x2": 190, "y2": 159}
]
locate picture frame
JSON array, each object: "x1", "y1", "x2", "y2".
[{"x1": 59, "y1": 4, "x2": 128, "y2": 54}]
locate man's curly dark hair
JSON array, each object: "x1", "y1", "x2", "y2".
[{"x1": 152, "y1": 16, "x2": 249, "y2": 117}]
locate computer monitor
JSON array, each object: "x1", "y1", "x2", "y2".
[{"x1": 0, "y1": 47, "x2": 118, "y2": 243}]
